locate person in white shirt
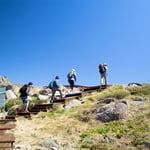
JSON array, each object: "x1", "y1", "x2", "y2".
[
  {"x1": 67, "y1": 69, "x2": 77, "y2": 93},
  {"x1": 99, "y1": 63, "x2": 108, "y2": 85}
]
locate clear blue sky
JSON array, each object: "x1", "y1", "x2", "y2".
[{"x1": 0, "y1": 0, "x2": 149, "y2": 86}]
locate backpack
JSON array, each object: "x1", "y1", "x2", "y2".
[
  {"x1": 49, "y1": 80, "x2": 54, "y2": 89},
  {"x1": 99, "y1": 65, "x2": 106, "y2": 73},
  {"x1": 67, "y1": 73, "x2": 75, "y2": 80},
  {"x1": 19, "y1": 84, "x2": 27, "y2": 96}
]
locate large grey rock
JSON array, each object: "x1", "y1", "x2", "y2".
[
  {"x1": 132, "y1": 97, "x2": 147, "y2": 101},
  {"x1": 94, "y1": 100, "x2": 128, "y2": 122},
  {"x1": 39, "y1": 89, "x2": 50, "y2": 95},
  {"x1": 128, "y1": 82, "x2": 142, "y2": 88},
  {"x1": 96, "y1": 98, "x2": 116, "y2": 104},
  {"x1": 5, "y1": 90, "x2": 17, "y2": 100},
  {"x1": 64, "y1": 99, "x2": 82, "y2": 109},
  {"x1": 5, "y1": 85, "x2": 19, "y2": 93},
  {"x1": 5, "y1": 85, "x2": 13, "y2": 90},
  {"x1": 11, "y1": 85, "x2": 20, "y2": 93},
  {"x1": 132, "y1": 97, "x2": 149, "y2": 109},
  {"x1": 40, "y1": 140, "x2": 58, "y2": 148},
  {"x1": 38, "y1": 95, "x2": 50, "y2": 100},
  {"x1": 0, "y1": 76, "x2": 10, "y2": 83}
]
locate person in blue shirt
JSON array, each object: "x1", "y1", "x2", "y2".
[{"x1": 50, "y1": 76, "x2": 63, "y2": 103}]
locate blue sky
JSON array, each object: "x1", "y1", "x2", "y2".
[{"x1": 0, "y1": 0, "x2": 149, "y2": 86}]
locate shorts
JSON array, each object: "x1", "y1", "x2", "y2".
[{"x1": 21, "y1": 96, "x2": 28, "y2": 103}]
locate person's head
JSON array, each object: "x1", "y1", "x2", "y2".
[
  {"x1": 55, "y1": 76, "x2": 60, "y2": 80},
  {"x1": 28, "y1": 82, "x2": 33, "y2": 87},
  {"x1": 99, "y1": 64, "x2": 103, "y2": 67},
  {"x1": 71, "y1": 69, "x2": 75, "y2": 72}
]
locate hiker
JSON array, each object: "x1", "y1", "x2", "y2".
[
  {"x1": 67, "y1": 69, "x2": 76, "y2": 93},
  {"x1": 49, "y1": 76, "x2": 63, "y2": 103},
  {"x1": 99, "y1": 63, "x2": 108, "y2": 85},
  {"x1": 16, "y1": 82, "x2": 33, "y2": 113}
]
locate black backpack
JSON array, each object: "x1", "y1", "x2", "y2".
[
  {"x1": 19, "y1": 84, "x2": 27, "y2": 96},
  {"x1": 67, "y1": 73, "x2": 75, "y2": 80},
  {"x1": 99, "y1": 65, "x2": 106, "y2": 73}
]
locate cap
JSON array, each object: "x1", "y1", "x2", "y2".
[
  {"x1": 28, "y1": 82, "x2": 33, "y2": 85},
  {"x1": 55, "y1": 76, "x2": 60, "y2": 79}
]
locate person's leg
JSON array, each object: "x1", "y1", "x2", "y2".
[
  {"x1": 57, "y1": 88, "x2": 63, "y2": 98},
  {"x1": 22, "y1": 97, "x2": 29, "y2": 112},
  {"x1": 68, "y1": 80, "x2": 73, "y2": 93},
  {"x1": 70, "y1": 80, "x2": 74, "y2": 91},
  {"x1": 103, "y1": 73, "x2": 108, "y2": 85},
  {"x1": 68, "y1": 80, "x2": 72, "y2": 90},
  {"x1": 71, "y1": 80, "x2": 75, "y2": 91},
  {"x1": 50, "y1": 89, "x2": 56, "y2": 103},
  {"x1": 100, "y1": 74, "x2": 104, "y2": 85},
  {"x1": 25, "y1": 101, "x2": 30, "y2": 112},
  {"x1": 16, "y1": 97, "x2": 27, "y2": 112}
]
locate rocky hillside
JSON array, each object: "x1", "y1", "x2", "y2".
[
  {"x1": 13, "y1": 84, "x2": 149, "y2": 150},
  {"x1": 0, "y1": 76, "x2": 149, "y2": 150}
]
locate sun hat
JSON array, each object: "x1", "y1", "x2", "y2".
[{"x1": 71, "y1": 69, "x2": 75, "y2": 72}]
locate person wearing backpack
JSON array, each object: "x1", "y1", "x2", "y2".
[
  {"x1": 16, "y1": 82, "x2": 33, "y2": 113},
  {"x1": 49, "y1": 76, "x2": 63, "y2": 104},
  {"x1": 99, "y1": 63, "x2": 108, "y2": 85},
  {"x1": 67, "y1": 69, "x2": 76, "y2": 93}
]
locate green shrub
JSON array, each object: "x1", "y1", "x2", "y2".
[
  {"x1": 111, "y1": 89, "x2": 130, "y2": 99},
  {"x1": 127, "y1": 120, "x2": 135, "y2": 128},
  {"x1": 5, "y1": 98, "x2": 21, "y2": 111},
  {"x1": 93, "y1": 87, "x2": 130, "y2": 102},
  {"x1": 80, "y1": 133, "x2": 89, "y2": 138},
  {"x1": 79, "y1": 118, "x2": 150, "y2": 149},
  {"x1": 81, "y1": 143, "x2": 112, "y2": 150},
  {"x1": 90, "y1": 127, "x2": 110, "y2": 134},
  {"x1": 56, "y1": 109, "x2": 65, "y2": 114}
]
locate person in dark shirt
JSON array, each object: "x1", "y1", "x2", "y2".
[
  {"x1": 99, "y1": 63, "x2": 108, "y2": 85},
  {"x1": 16, "y1": 82, "x2": 33, "y2": 113}
]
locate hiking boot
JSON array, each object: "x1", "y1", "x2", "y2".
[{"x1": 24, "y1": 110, "x2": 30, "y2": 113}]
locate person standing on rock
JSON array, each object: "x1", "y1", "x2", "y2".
[
  {"x1": 16, "y1": 82, "x2": 33, "y2": 113},
  {"x1": 99, "y1": 63, "x2": 108, "y2": 85},
  {"x1": 67, "y1": 69, "x2": 77, "y2": 93},
  {"x1": 49, "y1": 76, "x2": 63, "y2": 103}
]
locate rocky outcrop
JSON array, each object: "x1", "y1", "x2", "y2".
[
  {"x1": 95, "y1": 99, "x2": 128, "y2": 122},
  {"x1": 5, "y1": 85, "x2": 20, "y2": 93},
  {"x1": 39, "y1": 89, "x2": 51, "y2": 95},
  {"x1": 132, "y1": 97, "x2": 147, "y2": 101},
  {"x1": 128, "y1": 82, "x2": 142, "y2": 88},
  {"x1": 64, "y1": 99, "x2": 82, "y2": 109},
  {"x1": 38, "y1": 95, "x2": 50, "y2": 100},
  {"x1": 0, "y1": 76, "x2": 10, "y2": 84},
  {"x1": 5, "y1": 90, "x2": 17, "y2": 100},
  {"x1": 96, "y1": 98, "x2": 116, "y2": 104}
]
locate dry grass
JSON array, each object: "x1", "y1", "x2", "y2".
[
  {"x1": 13, "y1": 84, "x2": 150, "y2": 150},
  {"x1": 15, "y1": 114, "x2": 89, "y2": 149}
]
